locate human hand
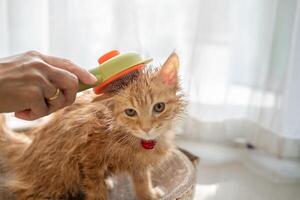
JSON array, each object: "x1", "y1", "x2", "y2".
[{"x1": 0, "y1": 51, "x2": 97, "y2": 120}]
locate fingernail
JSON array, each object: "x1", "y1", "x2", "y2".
[
  {"x1": 87, "y1": 73, "x2": 98, "y2": 84},
  {"x1": 82, "y1": 68, "x2": 98, "y2": 84}
]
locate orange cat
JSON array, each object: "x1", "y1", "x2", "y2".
[{"x1": 0, "y1": 53, "x2": 185, "y2": 200}]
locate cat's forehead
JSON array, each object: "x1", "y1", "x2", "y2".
[
  {"x1": 115, "y1": 69, "x2": 173, "y2": 105},
  {"x1": 129, "y1": 71, "x2": 168, "y2": 94}
]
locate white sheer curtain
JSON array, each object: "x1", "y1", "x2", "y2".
[{"x1": 1, "y1": 0, "x2": 299, "y2": 157}]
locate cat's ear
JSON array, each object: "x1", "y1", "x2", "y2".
[{"x1": 159, "y1": 52, "x2": 179, "y2": 86}]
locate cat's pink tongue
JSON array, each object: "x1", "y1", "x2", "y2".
[{"x1": 141, "y1": 140, "x2": 157, "y2": 149}]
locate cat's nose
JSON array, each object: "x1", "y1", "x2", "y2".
[{"x1": 142, "y1": 127, "x2": 151, "y2": 133}]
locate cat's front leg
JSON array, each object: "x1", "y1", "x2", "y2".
[
  {"x1": 131, "y1": 169, "x2": 165, "y2": 200},
  {"x1": 82, "y1": 165, "x2": 107, "y2": 200},
  {"x1": 83, "y1": 177, "x2": 107, "y2": 200}
]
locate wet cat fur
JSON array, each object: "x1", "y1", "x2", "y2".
[{"x1": 0, "y1": 53, "x2": 185, "y2": 200}]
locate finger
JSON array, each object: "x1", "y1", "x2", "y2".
[
  {"x1": 15, "y1": 109, "x2": 45, "y2": 121},
  {"x1": 15, "y1": 93, "x2": 48, "y2": 121},
  {"x1": 47, "y1": 89, "x2": 66, "y2": 114},
  {"x1": 40, "y1": 54, "x2": 97, "y2": 85},
  {"x1": 15, "y1": 110, "x2": 31, "y2": 120},
  {"x1": 29, "y1": 94, "x2": 49, "y2": 120},
  {"x1": 48, "y1": 68, "x2": 78, "y2": 106},
  {"x1": 28, "y1": 61, "x2": 73, "y2": 107},
  {"x1": 26, "y1": 70, "x2": 58, "y2": 100},
  {"x1": 39, "y1": 77, "x2": 67, "y2": 113}
]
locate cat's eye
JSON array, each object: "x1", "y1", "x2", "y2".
[
  {"x1": 125, "y1": 108, "x2": 137, "y2": 117},
  {"x1": 153, "y1": 102, "x2": 165, "y2": 113}
]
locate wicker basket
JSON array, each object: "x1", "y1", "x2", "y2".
[{"x1": 0, "y1": 148, "x2": 198, "y2": 200}]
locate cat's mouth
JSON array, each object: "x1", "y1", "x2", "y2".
[{"x1": 141, "y1": 139, "x2": 157, "y2": 150}]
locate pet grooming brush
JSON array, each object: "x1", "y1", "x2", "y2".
[{"x1": 78, "y1": 50, "x2": 152, "y2": 94}]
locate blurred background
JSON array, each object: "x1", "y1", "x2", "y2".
[{"x1": 0, "y1": 0, "x2": 300, "y2": 199}]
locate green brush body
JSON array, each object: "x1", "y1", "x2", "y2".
[{"x1": 78, "y1": 51, "x2": 152, "y2": 93}]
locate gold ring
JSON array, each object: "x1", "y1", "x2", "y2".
[{"x1": 47, "y1": 88, "x2": 60, "y2": 101}]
